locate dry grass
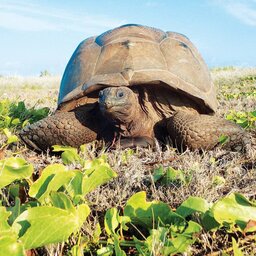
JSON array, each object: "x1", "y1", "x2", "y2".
[
  {"x1": 1, "y1": 68, "x2": 256, "y2": 255},
  {"x1": 0, "y1": 75, "x2": 60, "y2": 109}
]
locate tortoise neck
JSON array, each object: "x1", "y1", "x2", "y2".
[{"x1": 115, "y1": 105, "x2": 153, "y2": 138}]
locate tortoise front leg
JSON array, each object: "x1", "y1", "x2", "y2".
[
  {"x1": 20, "y1": 107, "x2": 106, "y2": 151},
  {"x1": 167, "y1": 110, "x2": 250, "y2": 151}
]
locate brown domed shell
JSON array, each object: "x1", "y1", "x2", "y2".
[{"x1": 58, "y1": 24, "x2": 217, "y2": 113}]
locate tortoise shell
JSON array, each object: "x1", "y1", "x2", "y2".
[{"x1": 58, "y1": 24, "x2": 217, "y2": 113}]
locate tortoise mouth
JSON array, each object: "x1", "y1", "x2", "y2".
[{"x1": 100, "y1": 102, "x2": 132, "y2": 114}]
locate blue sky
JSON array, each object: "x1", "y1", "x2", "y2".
[{"x1": 1, "y1": 0, "x2": 256, "y2": 76}]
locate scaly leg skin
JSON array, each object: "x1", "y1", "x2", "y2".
[
  {"x1": 19, "y1": 107, "x2": 104, "y2": 151},
  {"x1": 167, "y1": 110, "x2": 251, "y2": 151}
]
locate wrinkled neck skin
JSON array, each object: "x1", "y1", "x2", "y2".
[{"x1": 103, "y1": 93, "x2": 154, "y2": 138}]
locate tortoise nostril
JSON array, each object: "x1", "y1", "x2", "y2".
[{"x1": 105, "y1": 100, "x2": 111, "y2": 106}]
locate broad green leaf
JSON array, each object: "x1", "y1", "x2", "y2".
[
  {"x1": 13, "y1": 204, "x2": 90, "y2": 249},
  {"x1": 28, "y1": 164, "x2": 77, "y2": 202},
  {"x1": 82, "y1": 162, "x2": 117, "y2": 196},
  {"x1": 176, "y1": 196, "x2": 210, "y2": 218},
  {"x1": 124, "y1": 191, "x2": 184, "y2": 229},
  {"x1": 0, "y1": 206, "x2": 11, "y2": 231},
  {"x1": 167, "y1": 234, "x2": 195, "y2": 255},
  {"x1": 165, "y1": 167, "x2": 186, "y2": 183},
  {"x1": 76, "y1": 204, "x2": 91, "y2": 228},
  {"x1": 183, "y1": 220, "x2": 202, "y2": 234},
  {"x1": 104, "y1": 208, "x2": 119, "y2": 236},
  {"x1": 0, "y1": 233, "x2": 25, "y2": 256},
  {"x1": 212, "y1": 193, "x2": 256, "y2": 229},
  {"x1": 0, "y1": 207, "x2": 25, "y2": 256},
  {"x1": 201, "y1": 210, "x2": 220, "y2": 231},
  {"x1": 50, "y1": 192, "x2": 75, "y2": 212},
  {"x1": 65, "y1": 170, "x2": 83, "y2": 199},
  {"x1": 0, "y1": 157, "x2": 33, "y2": 189},
  {"x1": 52, "y1": 146, "x2": 80, "y2": 165}
]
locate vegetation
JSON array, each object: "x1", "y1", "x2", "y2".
[{"x1": 0, "y1": 67, "x2": 255, "y2": 255}]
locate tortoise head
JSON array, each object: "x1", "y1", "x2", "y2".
[{"x1": 98, "y1": 86, "x2": 139, "y2": 123}]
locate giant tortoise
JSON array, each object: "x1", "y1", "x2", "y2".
[{"x1": 20, "y1": 24, "x2": 248, "y2": 151}]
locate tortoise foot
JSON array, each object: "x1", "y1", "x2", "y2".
[
  {"x1": 167, "y1": 111, "x2": 250, "y2": 151},
  {"x1": 19, "y1": 110, "x2": 98, "y2": 151}
]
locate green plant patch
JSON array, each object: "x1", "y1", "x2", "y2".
[
  {"x1": 226, "y1": 110, "x2": 256, "y2": 128},
  {"x1": 153, "y1": 166, "x2": 191, "y2": 186},
  {"x1": 0, "y1": 99, "x2": 50, "y2": 131}
]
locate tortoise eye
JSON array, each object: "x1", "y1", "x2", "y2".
[{"x1": 117, "y1": 90, "x2": 124, "y2": 98}]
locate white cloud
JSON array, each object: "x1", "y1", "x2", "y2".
[
  {"x1": 0, "y1": 0, "x2": 125, "y2": 32},
  {"x1": 215, "y1": 0, "x2": 256, "y2": 26}
]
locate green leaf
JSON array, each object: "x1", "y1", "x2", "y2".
[
  {"x1": 183, "y1": 220, "x2": 202, "y2": 234},
  {"x1": 64, "y1": 170, "x2": 83, "y2": 200},
  {"x1": 13, "y1": 204, "x2": 90, "y2": 249},
  {"x1": 0, "y1": 157, "x2": 34, "y2": 189},
  {"x1": 82, "y1": 161, "x2": 117, "y2": 196},
  {"x1": 114, "y1": 235, "x2": 126, "y2": 256},
  {"x1": 9, "y1": 184, "x2": 20, "y2": 198},
  {"x1": 134, "y1": 225, "x2": 198, "y2": 256},
  {"x1": 104, "y1": 208, "x2": 119, "y2": 236},
  {"x1": 97, "y1": 246, "x2": 113, "y2": 256},
  {"x1": 165, "y1": 167, "x2": 186, "y2": 183},
  {"x1": 7, "y1": 197, "x2": 21, "y2": 225},
  {"x1": 52, "y1": 145, "x2": 81, "y2": 165},
  {"x1": 154, "y1": 166, "x2": 188, "y2": 185},
  {"x1": 212, "y1": 193, "x2": 256, "y2": 230},
  {"x1": 119, "y1": 215, "x2": 131, "y2": 231},
  {"x1": 201, "y1": 210, "x2": 220, "y2": 231},
  {"x1": 124, "y1": 191, "x2": 184, "y2": 229},
  {"x1": 50, "y1": 191, "x2": 75, "y2": 212},
  {"x1": 3, "y1": 128, "x2": 19, "y2": 144},
  {"x1": 11, "y1": 118, "x2": 21, "y2": 126},
  {"x1": 153, "y1": 166, "x2": 165, "y2": 182},
  {"x1": 176, "y1": 196, "x2": 210, "y2": 218},
  {"x1": 28, "y1": 164, "x2": 77, "y2": 202},
  {"x1": 0, "y1": 207, "x2": 25, "y2": 256},
  {"x1": 0, "y1": 206, "x2": 11, "y2": 231},
  {"x1": 0, "y1": 233, "x2": 25, "y2": 256}
]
